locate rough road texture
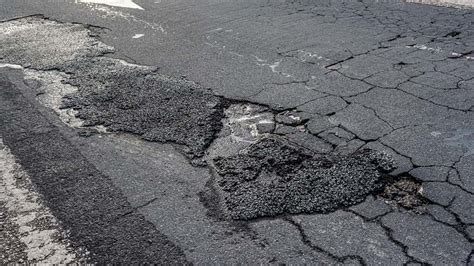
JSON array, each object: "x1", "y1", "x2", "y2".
[
  {"x1": 1, "y1": 16, "x2": 226, "y2": 158},
  {"x1": 0, "y1": 72, "x2": 188, "y2": 264},
  {"x1": 64, "y1": 58, "x2": 226, "y2": 158},
  {"x1": 213, "y1": 137, "x2": 394, "y2": 220},
  {"x1": 0, "y1": 139, "x2": 78, "y2": 264},
  {"x1": 0, "y1": 0, "x2": 473, "y2": 264}
]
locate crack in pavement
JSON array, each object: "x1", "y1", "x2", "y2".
[
  {"x1": 0, "y1": 70, "x2": 189, "y2": 264},
  {"x1": 1, "y1": 0, "x2": 473, "y2": 262},
  {"x1": 0, "y1": 140, "x2": 79, "y2": 264},
  {"x1": 284, "y1": 217, "x2": 368, "y2": 265}
]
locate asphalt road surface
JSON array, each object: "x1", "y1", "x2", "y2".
[{"x1": 0, "y1": 0, "x2": 473, "y2": 264}]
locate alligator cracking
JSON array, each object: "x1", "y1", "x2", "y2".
[{"x1": 0, "y1": 15, "x2": 406, "y2": 221}]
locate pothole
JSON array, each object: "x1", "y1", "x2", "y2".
[
  {"x1": 378, "y1": 178, "x2": 427, "y2": 211},
  {"x1": 23, "y1": 69, "x2": 85, "y2": 129},
  {"x1": 0, "y1": 16, "x2": 226, "y2": 159},
  {"x1": 205, "y1": 103, "x2": 275, "y2": 160},
  {"x1": 202, "y1": 104, "x2": 401, "y2": 220},
  {"x1": 62, "y1": 57, "x2": 226, "y2": 159},
  {"x1": 2, "y1": 15, "x2": 405, "y2": 222},
  {"x1": 208, "y1": 136, "x2": 395, "y2": 220}
]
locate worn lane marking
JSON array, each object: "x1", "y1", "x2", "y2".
[
  {"x1": 406, "y1": 0, "x2": 474, "y2": 8},
  {"x1": 0, "y1": 139, "x2": 79, "y2": 264},
  {"x1": 0, "y1": 63, "x2": 23, "y2": 69},
  {"x1": 132, "y1": 33, "x2": 144, "y2": 39},
  {"x1": 0, "y1": 64, "x2": 107, "y2": 132},
  {"x1": 77, "y1": 0, "x2": 144, "y2": 9},
  {"x1": 82, "y1": 5, "x2": 167, "y2": 34}
]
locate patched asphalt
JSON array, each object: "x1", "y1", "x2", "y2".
[
  {"x1": 212, "y1": 137, "x2": 394, "y2": 220},
  {"x1": 0, "y1": 70, "x2": 188, "y2": 264},
  {"x1": 64, "y1": 57, "x2": 226, "y2": 158},
  {"x1": 0, "y1": 0, "x2": 473, "y2": 264}
]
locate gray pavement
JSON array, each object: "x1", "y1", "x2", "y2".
[{"x1": 0, "y1": 0, "x2": 473, "y2": 264}]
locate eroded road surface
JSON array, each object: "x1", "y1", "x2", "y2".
[{"x1": 0, "y1": 0, "x2": 473, "y2": 264}]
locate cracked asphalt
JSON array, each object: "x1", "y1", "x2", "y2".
[{"x1": 0, "y1": 0, "x2": 473, "y2": 264}]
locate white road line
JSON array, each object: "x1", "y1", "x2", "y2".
[
  {"x1": 77, "y1": 0, "x2": 144, "y2": 10},
  {"x1": 0, "y1": 139, "x2": 80, "y2": 264},
  {"x1": 132, "y1": 33, "x2": 145, "y2": 39}
]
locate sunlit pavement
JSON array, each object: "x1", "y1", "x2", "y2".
[{"x1": 0, "y1": 0, "x2": 473, "y2": 264}]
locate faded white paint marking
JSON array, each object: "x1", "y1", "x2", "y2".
[
  {"x1": 207, "y1": 28, "x2": 223, "y2": 33},
  {"x1": 83, "y1": 5, "x2": 166, "y2": 34},
  {"x1": 23, "y1": 69, "x2": 83, "y2": 128},
  {"x1": 409, "y1": 45, "x2": 473, "y2": 60},
  {"x1": 0, "y1": 140, "x2": 80, "y2": 263},
  {"x1": 269, "y1": 61, "x2": 281, "y2": 72},
  {"x1": 77, "y1": 0, "x2": 144, "y2": 10},
  {"x1": 225, "y1": 104, "x2": 274, "y2": 141},
  {"x1": 288, "y1": 115, "x2": 302, "y2": 122},
  {"x1": 132, "y1": 33, "x2": 144, "y2": 39},
  {"x1": 23, "y1": 69, "x2": 109, "y2": 134},
  {"x1": 253, "y1": 55, "x2": 266, "y2": 62},
  {"x1": 0, "y1": 65, "x2": 97, "y2": 136},
  {"x1": 409, "y1": 44, "x2": 442, "y2": 53},
  {"x1": 0, "y1": 63, "x2": 24, "y2": 69},
  {"x1": 296, "y1": 50, "x2": 331, "y2": 62},
  {"x1": 406, "y1": 0, "x2": 474, "y2": 8},
  {"x1": 254, "y1": 57, "x2": 293, "y2": 78}
]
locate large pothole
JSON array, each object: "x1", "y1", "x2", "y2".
[
  {"x1": 62, "y1": 57, "x2": 226, "y2": 158},
  {"x1": 2, "y1": 16, "x2": 398, "y2": 221},
  {"x1": 1, "y1": 16, "x2": 226, "y2": 159},
  {"x1": 209, "y1": 136, "x2": 395, "y2": 220}
]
